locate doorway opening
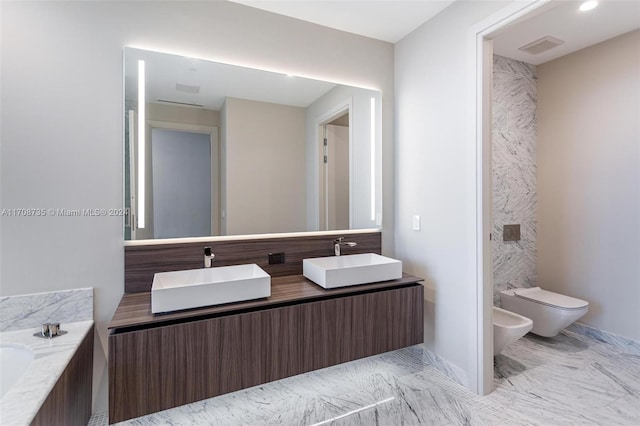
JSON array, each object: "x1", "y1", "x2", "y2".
[
  {"x1": 474, "y1": 0, "x2": 638, "y2": 394},
  {"x1": 318, "y1": 107, "x2": 352, "y2": 231},
  {"x1": 127, "y1": 120, "x2": 219, "y2": 239},
  {"x1": 472, "y1": 0, "x2": 553, "y2": 395},
  {"x1": 151, "y1": 128, "x2": 216, "y2": 239}
]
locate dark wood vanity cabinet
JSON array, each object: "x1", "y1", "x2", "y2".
[
  {"x1": 108, "y1": 276, "x2": 423, "y2": 423},
  {"x1": 301, "y1": 286, "x2": 423, "y2": 371}
]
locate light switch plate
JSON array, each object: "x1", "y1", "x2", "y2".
[{"x1": 412, "y1": 215, "x2": 421, "y2": 231}]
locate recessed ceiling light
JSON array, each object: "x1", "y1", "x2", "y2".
[{"x1": 579, "y1": 1, "x2": 598, "y2": 12}]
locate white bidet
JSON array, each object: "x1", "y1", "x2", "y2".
[{"x1": 493, "y1": 306, "x2": 533, "y2": 355}]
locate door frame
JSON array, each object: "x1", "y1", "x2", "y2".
[
  {"x1": 314, "y1": 98, "x2": 353, "y2": 231},
  {"x1": 469, "y1": 0, "x2": 550, "y2": 395},
  {"x1": 127, "y1": 110, "x2": 138, "y2": 239}
]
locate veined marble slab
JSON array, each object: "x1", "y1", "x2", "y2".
[
  {"x1": 569, "y1": 322, "x2": 640, "y2": 356},
  {"x1": 0, "y1": 288, "x2": 93, "y2": 332},
  {"x1": 491, "y1": 328, "x2": 640, "y2": 425},
  {"x1": 0, "y1": 320, "x2": 94, "y2": 425},
  {"x1": 492, "y1": 54, "x2": 538, "y2": 305}
]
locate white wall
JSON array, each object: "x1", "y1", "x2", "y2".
[
  {"x1": 395, "y1": 0, "x2": 509, "y2": 390},
  {"x1": 223, "y1": 97, "x2": 306, "y2": 235},
  {"x1": 305, "y1": 84, "x2": 382, "y2": 231},
  {"x1": 0, "y1": 1, "x2": 394, "y2": 412},
  {"x1": 537, "y1": 30, "x2": 640, "y2": 341}
]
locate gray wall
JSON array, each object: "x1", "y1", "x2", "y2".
[
  {"x1": 223, "y1": 97, "x2": 306, "y2": 235},
  {"x1": 491, "y1": 31, "x2": 640, "y2": 344},
  {"x1": 327, "y1": 124, "x2": 350, "y2": 230},
  {"x1": 0, "y1": 1, "x2": 394, "y2": 412},
  {"x1": 537, "y1": 30, "x2": 640, "y2": 341},
  {"x1": 491, "y1": 55, "x2": 538, "y2": 305},
  {"x1": 151, "y1": 128, "x2": 212, "y2": 239}
]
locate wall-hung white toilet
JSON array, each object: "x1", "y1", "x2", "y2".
[
  {"x1": 500, "y1": 287, "x2": 589, "y2": 337},
  {"x1": 493, "y1": 306, "x2": 533, "y2": 355}
]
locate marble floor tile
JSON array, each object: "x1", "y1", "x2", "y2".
[
  {"x1": 569, "y1": 323, "x2": 640, "y2": 357},
  {"x1": 598, "y1": 393, "x2": 640, "y2": 425},
  {"x1": 99, "y1": 329, "x2": 640, "y2": 426}
]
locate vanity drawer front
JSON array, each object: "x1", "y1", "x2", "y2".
[
  {"x1": 109, "y1": 304, "x2": 300, "y2": 423},
  {"x1": 300, "y1": 284, "x2": 424, "y2": 371}
]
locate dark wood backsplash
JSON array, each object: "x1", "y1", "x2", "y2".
[{"x1": 124, "y1": 231, "x2": 381, "y2": 293}]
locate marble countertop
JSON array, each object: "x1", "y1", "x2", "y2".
[{"x1": 0, "y1": 320, "x2": 94, "y2": 426}]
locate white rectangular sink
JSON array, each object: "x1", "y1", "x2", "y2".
[
  {"x1": 303, "y1": 253, "x2": 402, "y2": 289},
  {"x1": 151, "y1": 264, "x2": 271, "y2": 313}
]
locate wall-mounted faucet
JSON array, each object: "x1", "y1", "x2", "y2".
[
  {"x1": 334, "y1": 237, "x2": 357, "y2": 256},
  {"x1": 204, "y1": 246, "x2": 215, "y2": 268}
]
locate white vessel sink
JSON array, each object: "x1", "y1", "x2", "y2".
[
  {"x1": 151, "y1": 264, "x2": 271, "y2": 313},
  {"x1": 303, "y1": 253, "x2": 402, "y2": 289}
]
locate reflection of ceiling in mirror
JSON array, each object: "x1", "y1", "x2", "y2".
[
  {"x1": 328, "y1": 112, "x2": 349, "y2": 127},
  {"x1": 124, "y1": 48, "x2": 338, "y2": 110}
]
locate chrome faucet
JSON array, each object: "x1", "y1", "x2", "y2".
[
  {"x1": 334, "y1": 237, "x2": 357, "y2": 256},
  {"x1": 204, "y1": 246, "x2": 215, "y2": 268},
  {"x1": 38, "y1": 322, "x2": 64, "y2": 338}
]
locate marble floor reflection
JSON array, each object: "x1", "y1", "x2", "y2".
[{"x1": 93, "y1": 327, "x2": 640, "y2": 425}]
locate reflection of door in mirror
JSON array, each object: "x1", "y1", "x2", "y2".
[
  {"x1": 125, "y1": 108, "x2": 220, "y2": 240},
  {"x1": 151, "y1": 128, "x2": 217, "y2": 239},
  {"x1": 320, "y1": 112, "x2": 350, "y2": 231}
]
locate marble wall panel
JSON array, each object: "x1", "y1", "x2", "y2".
[
  {"x1": 492, "y1": 55, "x2": 537, "y2": 304},
  {"x1": 0, "y1": 288, "x2": 93, "y2": 331}
]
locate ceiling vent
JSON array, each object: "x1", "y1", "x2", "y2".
[
  {"x1": 518, "y1": 36, "x2": 565, "y2": 55},
  {"x1": 157, "y1": 99, "x2": 204, "y2": 108},
  {"x1": 175, "y1": 83, "x2": 200, "y2": 94}
]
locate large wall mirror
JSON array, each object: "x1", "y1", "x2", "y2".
[{"x1": 124, "y1": 47, "x2": 382, "y2": 241}]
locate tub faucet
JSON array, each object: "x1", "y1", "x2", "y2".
[
  {"x1": 204, "y1": 247, "x2": 215, "y2": 268},
  {"x1": 40, "y1": 322, "x2": 61, "y2": 338},
  {"x1": 334, "y1": 237, "x2": 357, "y2": 256}
]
